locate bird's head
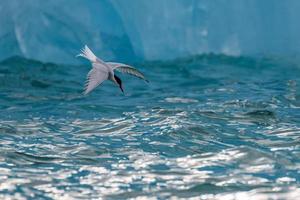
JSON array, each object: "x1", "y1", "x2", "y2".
[{"x1": 114, "y1": 75, "x2": 124, "y2": 94}]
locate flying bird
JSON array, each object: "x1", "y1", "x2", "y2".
[{"x1": 77, "y1": 45, "x2": 148, "y2": 95}]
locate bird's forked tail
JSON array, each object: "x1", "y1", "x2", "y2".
[{"x1": 76, "y1": 45, "x2": 97, "y2": 63}]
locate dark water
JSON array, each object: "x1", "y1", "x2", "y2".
[{"x1": 0, "y1": 55, "x2": 300, "y2": 199}]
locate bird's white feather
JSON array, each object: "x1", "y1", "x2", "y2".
[
  {"x1": 77, "y1": 45, "x2": 98, "y2": 63},
  {"x1": 84, "y1": 63, "x2": 109, "y2": 95}
]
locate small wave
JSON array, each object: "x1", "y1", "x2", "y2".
[
  {"x1": 0, "y1": 55, "x2": 300, "y2": 199},
  {"x1": 165, "y1": 97, "x2": 199, "y2": 103}
]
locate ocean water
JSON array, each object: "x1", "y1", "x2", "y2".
[{"x1": 0, "y1": 55, "x2": 300, "y2": 199}]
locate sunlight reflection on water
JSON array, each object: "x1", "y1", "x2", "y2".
[{"x1": 0, "y1": 55, "x2": 300, "y2": 199}]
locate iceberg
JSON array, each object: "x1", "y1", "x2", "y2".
[
  {"x1": 0, "y1": 0, "x2": 136, "y2": 64},
  {"x1": 0, "y1": 0, "x2": 300, "y2": 64}
]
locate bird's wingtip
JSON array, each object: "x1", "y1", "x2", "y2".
[
  {"x1": 82, "y1": 87, "x2": 89, "y2": 95},
  {"x1": 76, "y1": 53, "x2": 83, "y2": 58}
]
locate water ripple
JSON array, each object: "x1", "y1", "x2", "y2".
[{"x1": 0, "y1": 56, "x2": 300, "y2": 199}]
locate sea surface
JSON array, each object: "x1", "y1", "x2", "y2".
[{"x1": 0, "y1": 55, "x2": 300, "y2": 199}]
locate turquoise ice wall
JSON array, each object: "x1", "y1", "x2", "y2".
[{"x1": 0, "y1": 0, "x2": 299, "y2": 63}]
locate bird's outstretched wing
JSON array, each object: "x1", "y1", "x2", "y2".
[
  {"x1": 84, "y1": 63, "x2": 109, "y2": 95},
  {"x1": 77, "y1": 45, "x2": 110, "y2": 95},
  {"x1": 107, "y1": 62, "x2": 148, "y2": 82}
]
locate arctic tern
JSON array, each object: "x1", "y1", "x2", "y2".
[{"x1": 77, "y1": 45, "x2": 148, "y2": 95}]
